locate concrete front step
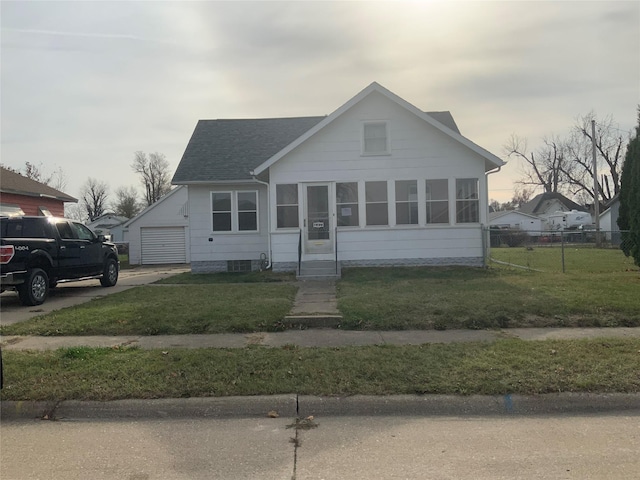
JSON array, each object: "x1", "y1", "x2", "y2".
[
  {"x1": 297, "y1": 260, "x2": 341, "y2": 279},
  {"x1": 284, "y1": 315, "x2": 343, "y2": 328}
]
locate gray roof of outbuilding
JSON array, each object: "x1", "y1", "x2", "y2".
[{"x1": 172, "y1": 112, "x2": 460, "y2": 184}]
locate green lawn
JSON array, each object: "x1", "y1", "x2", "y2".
[
  {"x1": 337, "y1": 264, "x2": 640, "y2": 330},
  {"x1": 1, "y1": 284, "x2": 297, "y2": 336},
  {"x1": 490, "y1": 245, "x2": 636, "y2": 273},
  {"x1": 2, "y1": 338, "x2": 638, "y2": 401},
  {"x1": 2, "y1": 249, "x2": 639, "y2": 336}
]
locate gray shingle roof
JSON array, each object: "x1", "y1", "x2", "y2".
[
  {"x1": 172, "y1": 117, "x2": 325, "y2": 183},
  {"x1": 519, "y1": 192, "x2": 583, "y2": 215},
  {"x1": 0, "y1": 167, "x2": 77, "y2": 202},
  {"x1": 172, "y1": 112, "x2": 461, "y2": 184}
]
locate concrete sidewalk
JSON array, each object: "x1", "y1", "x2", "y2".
[{"x1": 2, "y1": 327, "x2": 640, "y2": 351}]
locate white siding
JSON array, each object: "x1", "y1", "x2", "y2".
[
  {"x1": 125, "y1": 187, "x2": 190, "y2": 265},
  {"x1": 267, "y1": 91, "x2": 489, "y2": 265},
  {"x1": 188, "y1": 184, "x2": 269, "y2": 264}
]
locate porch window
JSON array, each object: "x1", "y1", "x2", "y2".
[
  {"x1": 456, "y1": 179, "x2": 479, "y2": 223},
  {"x1": 212, "y1": 192, "x2": 232, "y2": 231},
  {"x1": 336, "y1": 182, "x2": 359, "y2": 227},
  {"x1": 276, "y1": 184, "x2": 299, "y2": 228},
  {"x1": 365, "y1": 181, "x2": 388, "y2": 226},
  {"x1": 237, "y1": 191, "x2": 257, "y2": 231},
  {"x1": 426, "y1": 179, "x2": 449, "y2": 224},
  {"x1": 395, "y1": 180, "x2": 418, "y2": 225},
  {"x1": 363, "y1": 122, "x2": 388, "y2": 155}
]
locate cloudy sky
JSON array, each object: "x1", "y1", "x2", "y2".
[{"x1": 1, "y1": 0, "x2": 638, "y2": 205}]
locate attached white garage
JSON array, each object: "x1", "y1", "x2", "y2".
[
  {"x1": 123, "y1": 186, "x2": 190, "y2": 265},
  {"x1": 141, "y1": 227, "x2": 187, "y2": 264}
]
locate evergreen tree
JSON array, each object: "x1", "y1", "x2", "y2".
[{"x1": 618, "y1": 109, "x2": 640, "y2": 265}]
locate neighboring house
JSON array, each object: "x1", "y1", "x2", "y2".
[
  {"x1": 172, "y1": 82, "x2": 504, "y2": 274},
  {"x1": 0, "y1": 167, "x2": 77, "y2": 217},
  {"x1": 86, "y1": 213, "x2": 129, "y2": 240},
  {"x1": 488, "y1": 210, "x2": 542, "y2": 233},
  {"x1": 519, "y1": 192, "x2": 588, "y2": 231},
  {"x1": 122, "y1": 186, "x2": 189, "y2": 265},
  {"x1": 599, "y1": 194, "x2": 621, "y2": 243}
]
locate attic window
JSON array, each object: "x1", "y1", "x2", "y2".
[{"x1": 363, "y1": 122, "x2": 389, "y2": 155}]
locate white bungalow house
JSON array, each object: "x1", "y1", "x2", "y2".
[{"x1": 172, "y1": 82, "x2": 504, "y2": 275}]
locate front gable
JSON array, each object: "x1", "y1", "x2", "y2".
[{"x1": 254, "y1": 82, "x2": 503, "y2": 176}]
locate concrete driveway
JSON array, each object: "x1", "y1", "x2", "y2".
[{"x1": 0, "y1": 265, "x2": 190, "y2": 326}]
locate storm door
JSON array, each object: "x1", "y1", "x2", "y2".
[{"x1": 303, "y1": 183, "x2": 333, "y2": 255}]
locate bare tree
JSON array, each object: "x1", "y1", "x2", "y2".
[
  {"x1": 132, "y1": 151, "x2": 171, "y2": 206},
  {"x1": 561, "y1": 112, "x2": 626, "y2": 203},
  {"x1": 64, "y1": 204, "x2": 88, "y2": 222},
  {"x1": 505, "y1": 113, "x2": 627, "y2": 204},
  {"x1": 81, "y1": 178, "x2": 109, "y2": 221},
  {"x1": 112, "y1": 186, "x2": 141, "y2": 218},
  {"x1": 511, "y1": 186, "x2": 534, "y2": 208},
  {"x1": 504, "y1": 134, "x2": 571, "y2": 194}
]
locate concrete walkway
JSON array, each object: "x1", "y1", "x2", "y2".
[
  {"x1": 2, "y1": 327, "x2": 640, "y2": 351},
  {"x1": 284, "y1": 278, "x2": 342, "y2": 327}
]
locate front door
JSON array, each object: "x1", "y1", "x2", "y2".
[{"x1": 303, "y1": 183, "x2": 333, "y2": 255}]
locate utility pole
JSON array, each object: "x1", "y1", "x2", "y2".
[{"x1": 592, "y1": 119, "x2": 601, "y2": 247}]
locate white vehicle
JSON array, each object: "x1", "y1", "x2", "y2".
[{"x1": 546, "y1": 210, "x2": 593, "y2": 230}]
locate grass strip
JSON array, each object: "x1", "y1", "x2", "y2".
[
  {"x1": 1, "y1": 284, "x2": 297, "y2": 336},
  {"x1": 2, "y1": 338, "x2": 639, "y2": 401}
]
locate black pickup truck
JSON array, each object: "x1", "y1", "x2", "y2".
[{"x1": 0, "y1": 216, "x2": 119, "y2": 306}]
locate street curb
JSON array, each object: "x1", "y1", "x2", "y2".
[
  {"x1": 297, "y1": 393, "x2": 640, "y2": 416},
  {"x1": 1, "y1": 396, "x2": 298, "y2": 421},
  {"x1": 2, "y1": 393, "x2": 639, "y2": 421}
]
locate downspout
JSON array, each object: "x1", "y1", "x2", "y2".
[
  {"x1": 250, "y1": 171, "x2": 272, "y2": 270},
  {"x1": 484, "y1": 164, "x2": 503, "y2": 267}
]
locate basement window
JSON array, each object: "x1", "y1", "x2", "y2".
[{"x1": 227, "y1": 260, "x2": 252, "y2": 273}]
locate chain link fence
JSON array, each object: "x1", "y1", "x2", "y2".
[{"x1": 485, "y1": 228, "x2": 636, "y2": 273}]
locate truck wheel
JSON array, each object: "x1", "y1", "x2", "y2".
[
  {"x1": 100, "y1": 258, "x2": 118, "y2": 287},
  {"x1": 18, "y1": 268, "x2": 49, "y2": 306}
]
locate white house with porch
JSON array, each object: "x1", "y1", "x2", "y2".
[{"x1": 172, "y1": 82, "x2": 504, "y2": 276}]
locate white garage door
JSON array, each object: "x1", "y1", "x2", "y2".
[{"x1": 141, "y1": 227, "x2": 186, "y2": 264}]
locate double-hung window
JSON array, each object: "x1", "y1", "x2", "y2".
[
  {"x1": 237, "y1": 192, "x2": 257, "y2": 231},
  {"x1": 212, "y1": 192, "x2": 232, "y2": 231},
  {"x1": 363, "y1": 122, "x2": 389, "y2": 155},
  {"x1": 395, "y1": 180, "x2": 418, "y2": 225},
  {"x1": 426, "y1": 179, "x2": 449, "y2": 224},
  {"x1": 456, "y1": 179, "x2": 479, "y2": 223},
  {"x1": 365, "y1": 181, "x2": 388, "y2": 226},
  {"x1": 336, "y1": 182, "x2": 359, "y2": 227},
  {"x1": 211, "y1": 191, "x2": 258, "y2": 232},
  {"x1": 276, "y1": 184, "x2": 299, "y2": 228}
]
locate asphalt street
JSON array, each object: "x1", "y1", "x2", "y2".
[{"x1": 2, "y1": 413, "x2": 639, "y2": 479}]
